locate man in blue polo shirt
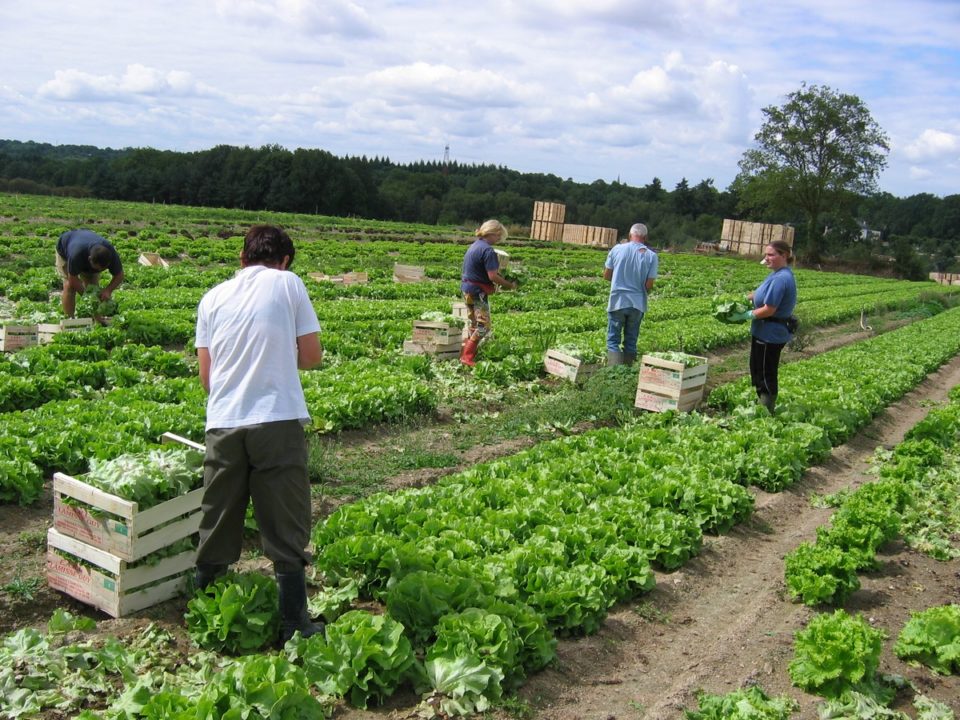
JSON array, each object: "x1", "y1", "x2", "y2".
[
  {"x1": 603, "y1": 223, "x2": 658, "y2": 366},
  {"x1": 56, "y1": 229, "x2": 124, "y2": 318}
]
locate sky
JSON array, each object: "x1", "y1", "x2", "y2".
[{"x1": 1, "y1": 0, "x2": 959, "y2": 199}]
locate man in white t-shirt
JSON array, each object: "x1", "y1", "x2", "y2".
[{"x1": 194, "y1": 224, "x2": 324, "y2": 645}]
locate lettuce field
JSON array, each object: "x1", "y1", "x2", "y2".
[{"x1": 0, "y1": 192, "x2": 959, "y2": 719}]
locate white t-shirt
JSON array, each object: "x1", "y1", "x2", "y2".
[{"x1": 196, "y1": 265, "x2": 321, "y2": 430}]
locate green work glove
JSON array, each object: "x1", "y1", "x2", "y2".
[{"x1": 730, "y1": 310, "x2": 753, "y2": 323}]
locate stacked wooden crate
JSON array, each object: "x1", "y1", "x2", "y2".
[
  {"x1": 561, "y1": 224, "x2": 618, "y2": 249},
  {"x1": 635, "y1": 354, "x2": 708, "y2": 413},
  {"x1": 720, "y1": 220, "x2": 795, "y2": 256},
  {"x1": 38, "y1": 318, "x2": 94, "y2": 344},
  {"x1": 530, "y1": 201, "x2": 566, "y2": 242},
  {"x1": 543, "y1": 349, "x2": 600, "y2": 383},
  {"x1": 403, "y1": 320, "x2": 463, "y2": 360},
  {"x1": 46, "y1": 433, "x2": 205, "y2": 617},
  {"x1": 929, "y1": 271, "x2": 960, "y2": 286},
  {"x1": 0, "y1": 323, "x2": 39, "y2": 352}
]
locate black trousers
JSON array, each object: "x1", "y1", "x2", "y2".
[
  {"x1": 197, "y1": 420, "x2": 312, "y2": 573},
  {"x1": 749, "y1": 336, "x2": 786, "y2": 399}
]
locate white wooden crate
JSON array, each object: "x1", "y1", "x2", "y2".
[
  {"x1": 38, "y1": 318, "x2": 94, "y2": 344},
  {"x1": 544, "y1": 349, "x2": 599, "y2": 383},
  {"x1": 0, "y1": 324, "x2": 38, "y2": 352},
  {"x1": 638, "y1": 354, "x2": 708, "y2": 394},
  {"x1": 47, "y1": 528, "x2": 195, "y2": 618},
  {"x1": 52, "y1": 432, "x2": 205, "y2": 561},
  {"x1": 393, "y1": 263, "x2": 426, "y2": 283}
]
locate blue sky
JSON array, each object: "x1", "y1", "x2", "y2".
[{"x1": 1, "y1": 0, "x2": 958, "y2": 199}]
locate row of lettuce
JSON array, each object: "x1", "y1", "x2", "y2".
[
  {"x1": 6, "y1": 307, "x2": 959, "y2": 719},
  {"x1": 688, "y1": 386, "x2": 960, "y2": 719}
]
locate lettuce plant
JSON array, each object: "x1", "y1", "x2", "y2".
[
  {"x1": 895, "y1": 604, "x2": 960, "y2": 675},
  {"x1": 185, "y1": 572, "x2": 280, "y2": 653},
  {"x1": 789, "y1": 610, "x2": 886, "y2": 699}
]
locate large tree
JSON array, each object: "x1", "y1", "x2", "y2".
[{"x1": 735, "y1": 83, "x2": 889, "y2": 260}]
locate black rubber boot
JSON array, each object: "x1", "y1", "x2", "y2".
[
  {"x1": 623, "y1": 352, "x2": 637, "y2": 366},
  {"x1": 758, "y1": 393, "x2": 776, "y2": 414},
  {"x1": 276, "y1": 570, "x2": 324, "y2": 645},
  {"x1": 194, "y1": 563, "x2": 227, "y2": 591}
]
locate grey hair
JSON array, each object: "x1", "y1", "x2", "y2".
[{"x1": 629, "y1": 223, "x2": 648, "y2": 239}]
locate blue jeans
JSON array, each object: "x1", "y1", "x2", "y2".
[{"x1": 607, "y1": 308, "x2": 644, "y2": 353}]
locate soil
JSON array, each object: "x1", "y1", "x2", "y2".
[{"x1": 2, "y1": 318, "x2": 959, "y2": 719}]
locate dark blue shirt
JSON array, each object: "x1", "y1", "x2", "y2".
[
  {"x1": 460, "y1": 239, "x2": 499, "y2": 295},
  {"x1": 751, "y1": 267, "x2": 797, "y2": 343},
  {"x1": 57, "y1": 229, "x2": 123, "y2": 276}
]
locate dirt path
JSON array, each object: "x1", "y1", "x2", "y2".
[{"x1": 511, "y1": 353, "x2": 960, "y2": 720}]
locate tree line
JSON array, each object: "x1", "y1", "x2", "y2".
[{"x1": 0, "y1": 138, "x2": 957, "y2": 274}]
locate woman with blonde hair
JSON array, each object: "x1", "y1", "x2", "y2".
[
  {"x1": 459, "y1": 220, "x2": 516, "y2": 366},
  {"x1": 731, "y1": 240, "x2": 798, "y2": 413}
]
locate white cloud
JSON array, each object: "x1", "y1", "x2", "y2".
[
  {"x1": 215, "y1": 0, "x2": 377, "y2": 37},
  {"x1": 38, "y1": 65, "x2": 220, "y2": 102},
  {"x1": 903, "y1": 129, "x2": 960, "y2": 162}
]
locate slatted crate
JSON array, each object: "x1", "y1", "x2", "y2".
[
  {"x1": 137, "y1": 252, "x2": 170, "y2": 268},
  {"x1": 52, "y1": 432, "x2": 205, "y2": 561},
  {"x1": 636, "y1": 353, "x2": 708, "y2": 413},
  {"x1": 0, "y1": 324, "x2": 38, "y2": 352},
  {"x1": 638, "y1": 354, "x2": 709, "y2": 394},
  {"x1": 403, "y1": 338, "x2": 462, "y2": 360},
  {"x1": 544, "y1": 349, "x2": 599, "y2": 383},
  {"x1": 47, "y1": 527, "x2": 195, "y2": 618},
  {"x1": 38, "y1": 318, "x2": 94, "y2": 344},
  {"x1": 393, "y1": 263, "x2": 426, "y2": 283},
  {"x1": 412, "y1": 320, "x2": 463, "y2": 345}
]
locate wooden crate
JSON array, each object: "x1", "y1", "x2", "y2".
[
  {"x1": 494, "y1": 249, "x2": 510, "y2": 271},
  {"x1": 530, "y1": 220, "x2": 564, "y2": 242},
  {"x1": 635, "y1": 386, "x2": 704, "y2": 413},
  {"x1": 412, "y1": 320, "x2": 462, "y2": 345},
  {"x1": 403, "y1": 339, "x2": 461, "y2": 360},
  {"x1": 38, "y1": 318, "x2": 94, "y2": 344},
  {"x1": 52, "y1": 433, "x2": 205, "y2": 561},
  {"x1": 308, "y1": 272, "x2": 343, "y2": 284},
  {"x1": 341, "y1": 271, "x2": 369, "y2": 285},
  {"x1": 138, "y1": 252, "x2": 170, "y2": 268},
  {"x1": 532, "y1": 200, "x2": 566, "y2": 224},
  {"x1": 393, "y1": 263, "x2": 426, "y2": 283},
  {"x1": 638, "y1": 354, "x2": 708, "y2": 395},
  {"x1": 0, "y1": 324, "x2": 38, "y2": 352},
  {"x1": 47, "y1": 528, "x2": 195, "y2": 618},
  {"x1": 544, "y1": 349, "x2": 599, "y2": 383}
]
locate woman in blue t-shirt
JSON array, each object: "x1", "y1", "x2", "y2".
[
  {"x1": 459, "y1": 219, "x2": 516, "y2": 366},
  {"x1": 734, "y1": 240, "x2": 797, "y2": 413}
]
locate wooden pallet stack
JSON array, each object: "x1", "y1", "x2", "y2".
[
  {"x1": 635, "y1": 354, "x2": 709, "y2": 413},
  {"x1": 46, "y1": 433, "x2": 205, "y2": 617},
  {"x1": 403, "y1": 319, "x2": 463, "y2": 360},
  {"x1": 0, "y1": 323, "x2": 39, "y2": 352},
  {"x1": 543, "y1": 349, "x2": 600, "y2": 383}
]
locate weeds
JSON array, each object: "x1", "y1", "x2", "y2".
[{"x1": 3, "y1": 571, "x2": 43, "y2": 601}]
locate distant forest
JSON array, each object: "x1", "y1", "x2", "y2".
[{"x1": 1, "y1": 139, "x2": 957, "y2": 273}]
